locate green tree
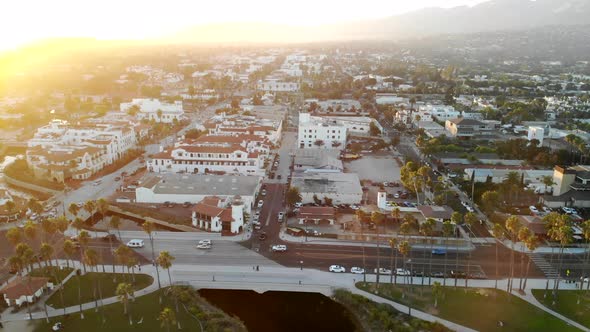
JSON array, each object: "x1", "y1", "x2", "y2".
[
  {"x1": 286, "y1": 187, "x2": 302, "y2": 207},
  {"x1": 143, "y1": 222, "x2": 161, "y2": 290},
  {"x1": 157, "y1": 251, "x2": 175, "y2": 286},
  {"x1": 421, "y1": 218, "x2": 436, "y2": 286},
  {"x1": 39, "y1": 242, "x2": 54, "y2": 267},
  {"x1": 492, "y1": 223, "x2": 504, "y2": 289},
  {"x1": 545, "y1": 212, "x2": 573, "y2": 304},
  {"x1": 442, "y1": 221, "x2": 454, "y2": 286},
  {"x1": 432, "y1": 281, "x2": 442, "y2": 308},
  {"x1": 110, "y1": 215, "x2": 122, "y2": 241},
  {"x1": 158, "y1": 307, "x2": 176, "y2": 332},
  {"x1": 371, "y1": 212, "x2": 385, "y2": 289},
  {"x1": 116, "y1": 282, "x2": 134, "y2": 325},
  {"x1": 63, "y1": 240, "x2": 76, "y2": 268},
  {"x1": 505, "y1": 215, "x2": 522, "y2": 293},
  {"x1": 388, "y1": 237, "x2": 398, "y2": 284},
  {"x1": 68, "y1": 202, "x2": 80, "y2": 218},
  {"x1": 6, "y1": 227, "x2": 21, "y2": 247},
  {"x1": 522, "y1": 234, "x2": 539, "y2": 292}
]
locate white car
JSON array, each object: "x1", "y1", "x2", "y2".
[
  {"x1": 126, "y1": 239, "x2": 144, "y2": 248},
  {"x1": 374, "y1": 268, "x2": 392, "y2": 275},
  {"x1": 257, "y1": 200, "x2": 264, "y2": 208},
  {"x1": 277, "y1": 211, "x2": 285, "y2": 221},
  {"x1": 329, "y1": 265, "x2": 346, "y2": 273},
  {"x1": 395, "y1": 268, "x2": 411, "y2": 276},
  {"x1": 261, "y1": 189, "x2": 267, "y2": 196},
  {"x1": 198, "y1": 239, "x2": 212, "y2": 246},
  {"x1": 562, "y1": 207, "x2": 574, "y2": 214},
  {"x1": 196, "y1": 244, "x2": 211, "y2": 249},
  {"x1": 271, "y1": 244, "x2": 287, "y2": 252},
  {"x1": 350, "y1": 267, "x2": 365, "y2": 274},
  {"x1": 542, "y1": 206, "x2": 552, "y2": 214},
  {"x1": 294, "y1": 202, "x2": 303, "y2": 208},
  {"x1": 350, "y1": 204, "x2": 360, "y2": 210},
  {"x1": 466, "y1": 206, "x2": 475, "y2": 213},
  {"x1": 529, "y1": 205, "x2": 539, "y2": 213}
]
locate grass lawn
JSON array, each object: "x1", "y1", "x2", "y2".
[
  {"x1": 35, "y1": 287, "x2": 246, "y2": 332},
  {"x1": 532, "y1": 289, "x2": 590, "y2": 328},
  {"x1": 46, "y1": 272, "x2": 153, "y2": 308},
  {"x1": 357, "y1": 283, "x2": 580, "y2": 332},
  {"x1": 30, "y1": 266, "x2": 74, "y2": 284}
]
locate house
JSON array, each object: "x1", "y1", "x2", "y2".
[
  {"x1": 291, "y1": 172, "x2": 363, "y2": 205},
  {"x1": 543, "y1": 165, "x2": 590, "y2": 208},
  {"x1": 417, "y1": 205, "x2": 454, "y2": 223},
  {"x1": 191, "y1": 196, "x2": 245, "y2": 233},
  {"x1": 135, "y1": 174, "x2": 261, "y2": 213},
  {"x1": 296, "y1": 206, "x2": 336, "y2": 225},
  {"x1": 1, "y1": 276, "x2": 52, "y2": 307},
  {"x1": 445, "y1": 118, "x2": 494, "y2": 138}
]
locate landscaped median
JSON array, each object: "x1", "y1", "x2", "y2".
[
  {"x1": 35, "y1": 286, "x2": 247, "y2": 332},
  {"x1": 532, "y1": 289, "x2": 590, "y2": 328},
  {"x1": 357, "y1": 283, "x2": 581, "y2": 332},
  {"x1": 45, "y1": 272, "x2": 153, "y2": 308}
]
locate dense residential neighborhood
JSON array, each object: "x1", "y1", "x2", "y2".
[{"x1": 1, "y1": 0, "x2": 590, "y2": 331}]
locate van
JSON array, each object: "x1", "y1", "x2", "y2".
[{"x1": 126, "y1": 239, "x2": 144, "y2": 248}]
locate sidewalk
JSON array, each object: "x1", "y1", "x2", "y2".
[{"x1": 279, "y1": 230, "x2": 475, "y2": 252}]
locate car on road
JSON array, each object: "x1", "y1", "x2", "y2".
[
  {"x1": 350, "y1": 267, "x2": 365, "y2": 274},
  {"x1": 395, "y1": 268, "x2": 411, "y2": 276},
  {"x1": 196, "y1": 243, "x2": 211, "y2": 249},
  {"x1": 277, "y1": 175, "x2": 282, "y2": 180},
  {"x1": 114, "y1": 176, "x2": 121, "y2": 181},
  {"x1": 93, "y1": 180, "x2": 102, "y2": 186},
  {"x1": 271, "y1": 245, "x2": 287, "y2": 252},
  {"x1": 274, "y1": 161, "x2": 279, "y2": 167},
  {"x1": 432, "y1": 248, "x2": 447, "y2": 255},
  {"x1": 329, "y1": 265, "x2": 346, "y2": 273},
  {"x1": 277, "y1": 211, "x2": 284, "y2": 221},
  {"x1": 257, "y1": 200, "x2": 264, "y2": 208},
  {"x1": 126, "y1": 239, "x2": 144, "y2": 248},
  {"x1": 258, "y1": 233, "x2": 267, "y2": 241},
  {"x1": 261, "y1": 189, "x2": 267, "y2": 196},
  {"x1": 374, "y1": 268, "x2": 392, "y2": 275},
  {"x1": 198, "y1": 240, "x2": 212, "y2": 246}
]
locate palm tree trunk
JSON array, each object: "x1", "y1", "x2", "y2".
[
  {"x1": 150, "y1": 236, "x2": 162, "y2": 289},
  {"x1": 376, "y1": 228, "x2": 381, "y2": 288},
  {"x1": 428, "y1": 238, "x2": 434, "y2": 286},
  {"x1": 523, "y1": 258, "x2": 532, "y2": 291},
  {"x1": 494, "y1": 240, "x2": 499, "y2": 290},
  {"x1": 77, "y1": 274, "x2": 84, "y2": 319},
  {"x1": 167, "y1": 268, "x2": 173, "y2": 286},
  {"x1": 389, "y1": 248, "x2": 394, "y2": 284},
  {"x1": 454, "y1": 232, "x2": 459, "y2": 288},
  {"x1": 443, "y1": 236, "x2": 448, "y2": 286}
]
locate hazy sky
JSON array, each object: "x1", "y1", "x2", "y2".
[{"x1": 1, "y1": 0, "x2": 489, "y2": 50}]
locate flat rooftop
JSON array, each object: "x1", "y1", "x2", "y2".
[
  {"x1": 140, "y1": 174, "x2": 261, "y2": 196},
  {"x1": 291, "y1": 172, "x2": 362, "y2": 195}
]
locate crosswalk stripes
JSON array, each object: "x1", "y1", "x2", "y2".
[{"x1": 528, "y1": 253, "x2": 559, "y2": 278}]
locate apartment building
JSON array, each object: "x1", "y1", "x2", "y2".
[
  {"x1": 445, "y1": 118, "x2": 494, "y2": 138},
  {"x1": 298, "y1": 113, "x2": 347, "y2": 149}
]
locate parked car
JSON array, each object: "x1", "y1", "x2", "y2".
[
  {"x1": 261, "y1": 189, "x2": 267, "y2": 196},
  {"x1": 542, "y1": 206, "x2": 552, "y2": 214},
  {"x1": 277, "y1": 211, "x2": 285, "y2": 221},
  {"x1": 431, "y1": 271, "x2": 445, "y2": 278},
  {"x1": 329, "y1": 265, "x2": 346, "y2": 273},
  {"x1": 258, "y1": 233, "x2": 267, "y2": 241},
  {"x1": 529, "y1": 205, "x2": 539, "y2": 214},
  {"x1": 126, "y1": 239, "x2": 144, "y2": 248},
  {"x1": 271, "y1": 245, "x2": 287, "y2": 252},
  {"x1": 395, "y1": 268, "x2": 411, "y2": 276},
  {"x1": 450, "y1": 270, "x2": 467, "y2": 278},
  {"x1": 350, "y1": 267, "x2": 365, "y2": 274},
  {"x1": 294, "y1": 202, "x2": 303, "y2": 208},
  {"x1": 183, "y1": 202, "x2": 191, "y2": 208},
  {"x1": 374, "y1": 268, "x2": 392, "y2": 275},
  {"x1": 196, "y1": 243, "x2": 211, "y2": 249},
  {"x1": 257, "y1": 200, "x2": 264, "y2": 208}
]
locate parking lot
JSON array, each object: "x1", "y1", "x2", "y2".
[{"x1": 344, "y1": 154, "x2": 401, "y2": 182}]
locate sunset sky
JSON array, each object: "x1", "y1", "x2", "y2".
[{"x1": 1, "y1": 0, "x2": 490, "y2": 51}]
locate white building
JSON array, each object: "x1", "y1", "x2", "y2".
[
  {"x1": 120, "y1": 98, "x2": 184, "y2": 123},
  {"x1": 463, "y1": 168, "x2": 553, "y2": 185},
  {"x1": 135, "y1": 174, "x2": 261, "y2": 213},
  {"x1": 375, "y1": 94, "x2": 407, "y2": 105},
  {"x1": 191, "y1": 196, "x2": 245, "y2": 233},
  {"x1": 291, "y1": 172, "x2": 363, "y2": 205},
  {"x1": 528, "y1": 126, "x2": 545, "y2": 145},
  {"x1": 257, "y1": 79, "x2": 300, "y2": 92},
  {"x1": 420, "y1": 105, "x2": 461, "y2": 121},
  {"x1": 298, "y1": 113, "x2": 347, "y2": 149}
]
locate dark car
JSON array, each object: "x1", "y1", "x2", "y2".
[
  {"x1": 183, "y1": 202, "x2": 191, "y2": 208},
  {"x1": 432, "y1": 249, "x2": 447, "y2": 255},
  {"x1": 277, "y1": 175, "x2": 282, "y2": 179},
  {"x1": 114, "y1": 176, "x2": 121, "y2": 181},
  {"x1": 259, "y1": 233, "x2": 267, "y2": 241}
]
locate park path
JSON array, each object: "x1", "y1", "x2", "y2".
[{"x1": 1, "y1": 260, "x2": 589, "y2": 332}]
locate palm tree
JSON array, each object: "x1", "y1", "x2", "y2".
[
  {"x1": 545, "y1": 212, "x2": 573, "y2": 304},
  {"x1": 83, "y1": 248, "x2": 102, "y2": 312},
  {"x1": 39, "y1": 218, "x2": 55, "y2": 243},
  {"x1": 355, "y1": 209, "x2": 367, "y2": 282},
  {"x1": 8, "y1": 254, "x2": 32, "y2": 320},
  {"x1": 78, "y1": 230, "x2": 91, "y2": 273},
  {"x1": 6, "y1": 227, "x2": 22, "y2": 247},
  {"x1": 23, "y1": 220, "x2": 37, "y2": 243},
  {"x1": 442, "y1": 221, "x2": 453, "y2": 286},
  {"x1": 110, "y1": 215, "x2": 122, "y2": 241},
  {"x1": 450, "y1": 212, "x2": 462, "y2": 288},
  {"x1": 422, "y1": 218, "x2": 436, "y2": 285},
  {"x1": 143, "y1": 221, "x2": 161, "y2": 289},
  {"x1": 158, "y1": 307, "x2": 176, "y2": 332},
  {"x1": 68, "y1": 202, "x2": 80, "y2": 218},
  {"x1": 371, "y1": 211, "x2": 385, "y2": 288},
  {"x1": 398, "y1": 240, "x2": 412, "y2": 315},
  {"x1": 83, "y1": 200, "x2": 96, "y2": 230},
  {"x1": 541, "y1": 175, "x2": 554, "y2": 195},
  {"x1": 522, "y1": 234, "x2": 539, "y2": 292},
  {"x1": 157, "y1": 251, "x2": 175, "y2": 286},
  {"x1": 505, "y1": 215, "x2": 522, "y2": 293},
  {"x1": 114, "y1": 245, "x2": 131, "y2": 278},
  {"x1": 116, "y1": 282, "x2": 134, "y2": 325},
  {"x1": 463, "y1": 212, "x2": 477, "y2": 287},
  {"x1": 492, "y1": 224, "x2": 504, "y2": 290},
  {"x1": 581, "y1": 220, "x2": 590, "y2": 290},
  {"x1": 63, "y1": 240, "x2": 76, "y2": 268},
  {"x1": 517, "y1": 227, "x2": 532, "y2": 291},
  {"x1": 389, "y1": 237, "x2": 398, "y2": 284},
  {"x1": 432, "y1": 281, "x2": 442, "y2": 308},
  {"x1": 39, "y1": 242, "x2": 54, "y2": 268}
]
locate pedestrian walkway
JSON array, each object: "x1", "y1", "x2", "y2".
[{"x1": 528, "y1": 253, "x2": 560, "y2": 278}]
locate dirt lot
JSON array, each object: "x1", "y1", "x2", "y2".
[{"x1": 344, "y1": 154, "x2": 401, "y2": 182}]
